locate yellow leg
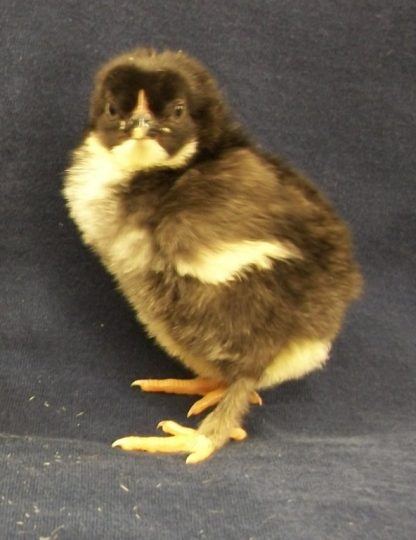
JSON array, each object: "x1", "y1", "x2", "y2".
[
  {"x1": 187, "y1": 388, "x2": 262, "y2": 417},
  {"x1": 112, "y1": 421, "x2": 247, "y2": 464}
]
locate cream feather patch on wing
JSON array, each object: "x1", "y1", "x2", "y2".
[{"x1": 175, "y1": 240, "x2": 301, "y2": 284}]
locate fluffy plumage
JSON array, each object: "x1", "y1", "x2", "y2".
[{"x1": 63, "y1": 48, "x2": 362, "y2": 463}]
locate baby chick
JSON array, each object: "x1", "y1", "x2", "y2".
[{"x1": 63, "y1": 48, "x2": 362, "y2": 463}]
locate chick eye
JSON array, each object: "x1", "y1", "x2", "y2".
[
  {"x1": 105, "y1": 102, "x2": 118, "y2": 118},
  {"x1": 173, "y1": 103, "x2": 185, "y2": 118}
]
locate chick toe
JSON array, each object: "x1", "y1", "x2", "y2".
[
  {"x1": 112, "y1": 421, "x2": 247, "y2": 462},
  {"x1": 131, "y1": 377, "x2": 224, "y2": 395}
]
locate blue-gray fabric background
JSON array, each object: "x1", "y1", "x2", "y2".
[{"x1": 1, "y1": 1, "x2": 415, "y2": 539}]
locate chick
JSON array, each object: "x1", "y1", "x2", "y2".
[{"x1": 63, "y1": 48, "x2": 362, "y2": 463}]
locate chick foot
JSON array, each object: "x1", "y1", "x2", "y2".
[
  {"x1": 132, "y1": 377, "x2": 262, "y2": 417},
  {"x1": 112, "y1": 420, "x2": 247, "y2": 464}
]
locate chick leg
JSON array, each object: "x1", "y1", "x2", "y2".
[
  {"x1": 113, "y1": 377, "x2": 256, "y2": 463},
  {"x1": 132, "y1": 377, "x2": 262, "y2": 417},
  {"x1": 188, "y1": 387, "x2": 262, "y2": 416},
  {"x1": 195, "y1": 377, "x2": 256, "y2": 461}
]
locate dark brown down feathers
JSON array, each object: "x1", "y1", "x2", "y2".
[{"x1": 63, "y1": 48, "x2": 362, "y2": 462}]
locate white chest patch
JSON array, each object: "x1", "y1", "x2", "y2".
[
  {"x1": 64, "y1": 135, "x2": 127, "y2": 247},
  {"x1": 64, "y1": 134, "x2": 198, "y2": 274},
  {"x1": 63, "y1": 134, "x2": 164, "y2": 273}
]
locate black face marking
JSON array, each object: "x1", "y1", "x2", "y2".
[
  {"x1": 103, "y1": 66, "x2": 189, "y2": 116},
  {"x1": 95, "y1": 65, "x2": 197, "y2": 155}
]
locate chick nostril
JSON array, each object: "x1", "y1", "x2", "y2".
[
  {"x1": 137, "y1": 117, "x2": 149, "y2": 128},
  {"x1": 124, "y1": 117, "x2": 145, "y2": 131},
  {"x1": 130, "y1": 114, "x2": 152, "y2": 129}
]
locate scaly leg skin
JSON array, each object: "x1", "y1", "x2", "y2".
[
  {"x1": 113, "y1": 377, "x2": 257, "y2": 464},
  {"x1": 112, "y1": 421, "x2": 247, "y2": 464},
  {"x1": 131, "y1": 377, "x2": 262, "y2": 417},
  {"x1": 188, "y1": 387, "x2": 262, "y2": 417}
]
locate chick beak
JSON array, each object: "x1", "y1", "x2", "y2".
[{"x1": 130, "y1": 89, "x2": 153, "y2": 139}]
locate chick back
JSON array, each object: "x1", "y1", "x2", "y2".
[{"x1": 110, "y1": 148, "x2": 362, "y2": 383}]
